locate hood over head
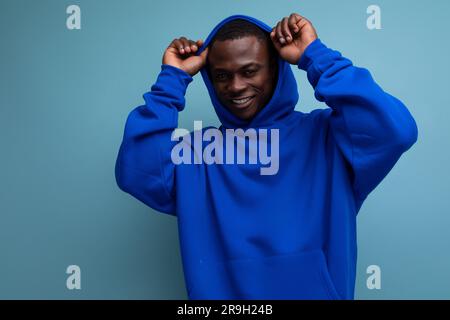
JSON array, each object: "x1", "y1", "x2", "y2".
[{"x1": 197, "y1": 15, "x2": 299, "y2": 129}]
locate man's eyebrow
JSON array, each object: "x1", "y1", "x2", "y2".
[
  {"x1": 212, "y1": 63, "x2": 262, "y2": 72},
  {"x1": 239, "y1": 63, "x2": 262, "y2": 69}
]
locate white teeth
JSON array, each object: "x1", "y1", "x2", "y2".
[{"x1": 232, "y1": 97, "x2": 252, "y2": 104}]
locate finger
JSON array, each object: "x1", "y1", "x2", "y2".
[
  {"x1": 188, "y1": 40, "x2": 198, "y2": 52},
  {"x1": 270, "y1": 26, "x2": 276, "y2": 40},
  {"x1": 179, "y1": 37, "x2": 192, "y2": 53},
  {"x1": 270, "y1": 28, "x2": 282, "y2": 51},
  {"x1": 275, "y1": 22, "x2": 285, "y2": 45},
  {"x1": 179, "y1": 37, "x2": 190, "y2": 54},
  {"x1": 292, "y1": 14, "x2": 309, "y2": 33},
  {"x1": 196, "y1": 39, "x2": 204, "y2": 49},
  {"x1": 293, "y1": 13, "x2": 304, "y2": 21},
  {"x1": 199, "y1": 47, "x2": 209, "y2": 64},
  {"x1": 196, "y1": 40, "x2": 206, "y2": 54},
  {"x1": 172, "y1": 39, "x2": 185, "y2": 54},
  {"x1": 190, "y1": 47, "x2": 209, "y2": 73},
  {"x1": 185, "y1": 39, "x2": 197, "y2": 53},
  {"x1": 281, "y1": 17, "x2": 292, "y2": 43},
  {"x1": 289, "y1": 13, "x2": 300, "y2": 33},
  {"x1": 295, "y1": 17, "x2": 310, "y2": 34},
  {"x1": 194, "y1": 39, "x2": 205, "y2": 55}
]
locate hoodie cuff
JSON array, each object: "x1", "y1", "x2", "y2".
[
  {"x1": 297, "y1": 38, "x2": 342, "y2": 88},
  {"x1": 147, "y1": 64, "x2": 194, "y2": 112},
  {"x1": 158, "y1": 64, "x2": 193, "y2": 93}
]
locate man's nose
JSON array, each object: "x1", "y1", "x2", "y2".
[{"x1": 228, "y1": 75, "x2": 247, "y2": 94}]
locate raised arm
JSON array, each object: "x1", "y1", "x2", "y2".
[
  {"x1": 298, "y1": 39, "x2": 418, "y2": 209},
  {"x1": 115, "y1": 37, "x2": 208, "y2": 215},
  {"x1": 271, "y1": 13, "x2": 418, "y2": 209}
]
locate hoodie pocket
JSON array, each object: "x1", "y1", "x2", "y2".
[
  {"x1": 188, "y1": 250, "x2": 341, "y2": 300},
  {"x1": 224, "y1": 249, "x2": 341, "y2": 300}
]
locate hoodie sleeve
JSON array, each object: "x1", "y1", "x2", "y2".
[
  {"x1": 115, "y1": 64, "x2": 193, "y2": 216},
  {"x1": 298, "y1": 39, "x2": 418, "y2": 211}
]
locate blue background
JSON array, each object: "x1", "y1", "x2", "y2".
[{"x1": 1, "y1": 0, "x2": 449, "y2": 299}]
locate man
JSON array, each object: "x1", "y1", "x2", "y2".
[{"x1": 115, "y1": 13, "x2": 418, "y2": 299}]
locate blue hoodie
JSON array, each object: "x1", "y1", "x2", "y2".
[{"x1": 115, "y1": 15, "x2": 418, "y2": 299}]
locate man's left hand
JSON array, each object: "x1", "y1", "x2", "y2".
[{"x1": 271, "y1": 13, "x2": 318, "y2": 65}]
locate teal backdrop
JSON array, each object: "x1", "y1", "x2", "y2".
[{"x1": 1, "y1": 0, "x2": 448, "y2": 299}]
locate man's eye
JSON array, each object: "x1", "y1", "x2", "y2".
[
  {"x1": 215, "y1": 73, "x2": 227, "y2": 80},
  {"x1": 244, "y1": 70, "x2": 256, "y2": 76}
]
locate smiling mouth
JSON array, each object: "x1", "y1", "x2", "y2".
[{"x1": 229, "y1": 96, "x2": 256, "y2": 109}]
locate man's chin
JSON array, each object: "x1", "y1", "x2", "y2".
[{"x1": 232, "y1": 107, "x2": 257, "y2": 121}]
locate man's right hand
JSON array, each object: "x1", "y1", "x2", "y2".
[{"x1": 162, "y1": 37, "x2": 209, "y2": 76}]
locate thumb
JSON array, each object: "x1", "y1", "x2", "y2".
[
  {"x1": 196, "y1": 39, "x2": 204, "y2": 48},
  {"x1": 198, "y1": 47, "x2": 209, "y2": 65},
  {"x1": 192, "y1": 47, "x2": 209, "y2": 69},
  {"x1": 185, "y1": 47, "x2": 209, "y2": 76}
]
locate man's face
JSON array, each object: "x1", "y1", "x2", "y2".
[{"x1": 207, "y1": 36, "x2": 278, "y2": 121}]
